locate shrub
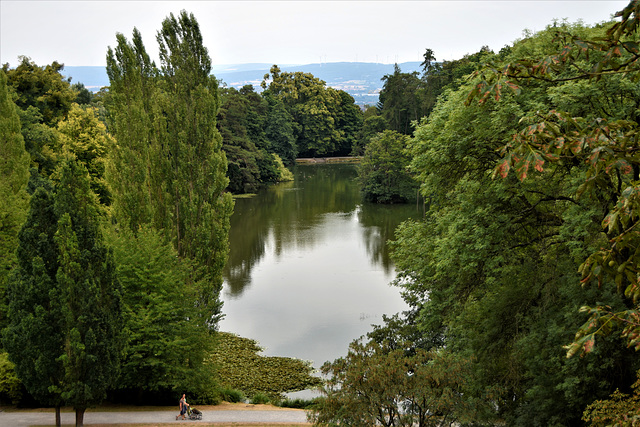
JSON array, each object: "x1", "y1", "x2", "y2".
[
  {"x1": 277, "y1": 397, "x2": 320, "y2": 409},
  {"x1": 0, "y1": 352, "x2": 22, "y2": 404},
  {"x1": 250, "y1": 392, "x2": 270, "y2": 405},
  {"x1": 219, "y1": 387, "x2": 245, "y2": 403}
]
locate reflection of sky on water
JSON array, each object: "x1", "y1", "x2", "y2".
[{"x1": 220, "y1": 210, "x2": 407, "y2": 369}]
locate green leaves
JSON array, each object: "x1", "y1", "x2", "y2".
[
  {"x1": 311, "y1": 338, "x2": 476, "y2": 426},
  {"x1": 396, "y1": 11, "x2": 640, "y2": 424},
  {"x1": 108, "y1": 225, "x2": 215, "y2": 394},
  {"x1": 582, "y1": 373, "x2": 640, "y2": 426},
  {"x1": 0, "y1": 69, "x2": 30, "y2": 301},
  {"x1": 465, "y1": 1, "x2": 640, "y2": 358},
  {"x1": 466, "y1": 77, "x2": 522, "y2": 106},
  {"x1": 357, "y1": 130, "x2": 417, "y2": 204},
  {"x1": 106, "y1": 12, "x2": 233, "y2": 329},
  {"x1": 261, "y1": 66, "x2": 358, "y2": 157},
  {"x1": 566, "y1": 305, "x2": 640, "y2": 357}
]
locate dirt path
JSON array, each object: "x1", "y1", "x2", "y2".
[{"x1": 0, "y1": 404, "x2": 310, "y2": 426}]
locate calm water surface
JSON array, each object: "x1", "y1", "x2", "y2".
[{"x1": 220, "y1": 164, "x2": 422, "y2": 373}]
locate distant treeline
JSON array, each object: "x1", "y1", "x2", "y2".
[
  {"x1": 63, "y1": 61, "x2": 425, "y2": 107},
  {"x1": 2, "y1": 51, "x2": 481, "y2": 196}
]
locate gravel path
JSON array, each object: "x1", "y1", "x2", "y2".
[{"x1": 0, "y1": 408, "x2": 309, "y2": 426}]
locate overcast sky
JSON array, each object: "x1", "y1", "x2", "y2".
[{"x1": 0, "y1": 1, "x2": 630, "y2": 68}]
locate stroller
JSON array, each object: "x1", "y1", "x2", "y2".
[{"x1": 187, "y1": 406, "x2": 203, "y2": 420}]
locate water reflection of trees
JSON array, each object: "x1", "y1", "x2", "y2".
[
  {"x1": 223, "y1": 164, "x2": 421, "y2": 297},
  {"x1": 357, "y1": 202, "x2": 423, "y2": 274}
]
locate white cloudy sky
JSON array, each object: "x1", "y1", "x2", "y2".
[{"x1": 0, "y1": 1, "x2": 630, "y2": 67}]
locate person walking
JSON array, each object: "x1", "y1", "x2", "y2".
[{"x1": 176, "y1": 394, "x2": 189, "y2": 420}]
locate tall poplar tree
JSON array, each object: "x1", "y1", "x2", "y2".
[
  {"x1": 106, "y1": 11, "x2": 233, "y2": 327},
  {"x1": 0, "y1": 69, "x2": 30, "y2": 308},
  {"x1": 105, "y1": 29, "x2": 156, "y2": 231}
]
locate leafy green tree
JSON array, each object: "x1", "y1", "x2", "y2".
[
  {"x1": 56, "y1": 103, "x2": 114, "y2": 205},
  {"x1": 4, "y1": 157, "x2": 124, "y2": 427},
  {"x1": 2, "y1": 57, "x2": 75, "y2": 127},
  {"x1": 71, "y1": 82, "x2": 93, "y2": 106},
  {"x1": 105, "y1": 28, "x2": 156, "y2": 232},
  {"x1": 311, "y1": 337, "x2": 476, "y2": 427},
  {"x1": 106, "y1": 226, "x2": 215, "y2": 400},
  {"x1": 239, "y1": 85, "x2": 270, "y2": 150},
  {"x1": 357, "y1": 130, "x2": 417, "y2": 203},
  {"x1": 465, "y1": 0, "x2": 640, "y2": 355},
  {"x1": 374, "y1": 47, "x2": 494, "y2": 140},
  {"x1": 264, "y1": 96, "x2": 297, "y2": 164},
  {"x1": 377, "y1": 64, "x2": 425, "y2": 135},
  {"x1": 334, "y1": 90, "x2": 363, "y2": 156},
  {"x1": 582, "y1": 370, "x2": 640, "y2": 426},
  {"x1": 0, "y1": 69, "x2": 30, "y2": 314},
  {"x1": 217, "y1": 86, "x2": 279, "y2": 193},
  {"x1": 2, "y1": 58, "x2": 75, "y2": 177},
  {"x1": 272, "y1": 153, "x2": 294, "y2": 182},
  {"x1": 352, "y1": 113, "x2": 388, "y2": 156},
  {"x1": 419, "y1": 46, "x2": 493, "y2": 118},
  {"x1": 0, "y1": 352, "x2": 22, "y2": 403},
  {"x1": 388, "y1": 18, "x2": 640, "y2": 425},
  {"x1": 52, "y1": 157, "x2": 124, "y2": 426},
  {"x1": 155, "y1": 10, "x2": 233, "y2": 324},
  {"x1": 262, "y1": 65, "x2": 347, "y2": 156}
]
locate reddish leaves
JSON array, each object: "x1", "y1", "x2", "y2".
[{"x1": 467, "y1": 0, "x2": 640, "y2": 356}]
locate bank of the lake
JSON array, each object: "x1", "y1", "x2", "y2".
[{"x1": 295, "y1": 156, "x2": 360, "y2": 164}]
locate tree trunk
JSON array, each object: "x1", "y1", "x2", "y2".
[
  {"x1": 55, "y1": 406, "x2": 61, "y2": 427},
  {"x1": 75, "y1": 408, "x2": 85, "y2": 427}
]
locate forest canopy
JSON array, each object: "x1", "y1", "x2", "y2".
[
  {"x1": 2, "y1": 3, "x2": 640, "y2": 427},
  {"x1": 312, "y1": 2, "x2": 640, "y2": 426}
]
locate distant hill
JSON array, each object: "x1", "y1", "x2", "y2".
[{"x1": 63, "y1": 62, "x2": 423, "y2": 107}]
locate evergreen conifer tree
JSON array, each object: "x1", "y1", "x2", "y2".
[{"x1": 4, "y1": 158, "x2": 123, "y2": 427}]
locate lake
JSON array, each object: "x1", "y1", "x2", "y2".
[{"x1": 219, "y1": 163, "x2": 422, "y2": 392}]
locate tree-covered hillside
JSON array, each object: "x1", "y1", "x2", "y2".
[
  {"x1": 312, "y1": 2, "x2": 640, "y2": 426},
  {"x1": 4, "y1": 3, "x2": 640, "y2": 426},
  {"x1": 64, "y1": 62, "x2": 423, "y2": 106}
]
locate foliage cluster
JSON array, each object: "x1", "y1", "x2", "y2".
[
  {"x1": 311, "y1": 338, "x2": 478, "y2": 427},
  {"x1": 354, "y1": 45, "x2": 494, "y2": 204},
  {"x1": 217, "y1": 85, "x2": 289, "y2": 193},
  {"x1": 467, "y1": 1, "x2": 640, "y2": 359},
  {"x1": 261, "y1": 65, "x2": 362, "y2": 158},
  {"x1": 582, "y1": 370, "x2": 640, "y2": 426},
  {"x1": 312, "y1": 2, "x2": 640, "y2": 426},
  {"x1": 357, "y1": 130, "x2": 417, "y2": 203}
]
